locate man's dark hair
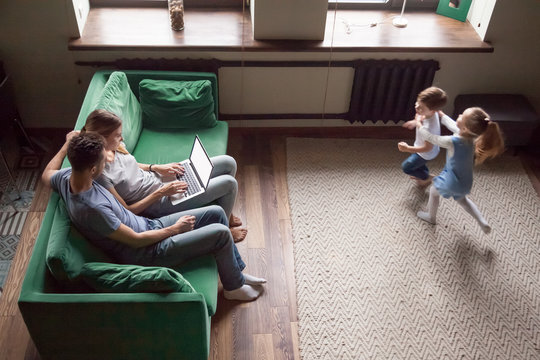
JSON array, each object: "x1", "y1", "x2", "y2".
[{"x1": 67, "y1": 133, "x2": 105, "y2": 172}]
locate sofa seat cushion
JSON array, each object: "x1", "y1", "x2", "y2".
[
  {"x1": 80, "y1": 262, "x2": 196, "y2": 293},
  {"x1": 46, "y1": 199, "x2": 113, "y2": 283},
  {"x1": 139, "y1": 79, "x2": 217, "y2": 130},
  {"x1": 94, "y1": 71, "x2": 143, "y2": 153},
  {"x1": 131, "y1": 122, "x2": 228, "y2": 164}
]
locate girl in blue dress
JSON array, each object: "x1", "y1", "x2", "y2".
[{"x1": 416, "y1": 107, "x2": 505, "y2": 234}]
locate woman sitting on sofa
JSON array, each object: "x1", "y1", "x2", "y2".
[{"x1": 81, "y1": 109, "x2": 247, "y2": 242}]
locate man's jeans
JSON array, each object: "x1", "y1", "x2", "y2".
[{"x1": 141, "y1": 205, "x2": 246, "y2": 291}]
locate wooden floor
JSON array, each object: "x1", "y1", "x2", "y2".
[{"x1": 0, "y1": 129, "x2": 539, "y2": 360}]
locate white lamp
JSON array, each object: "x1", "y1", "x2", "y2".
[{"x1": 393, "y1": 0, "x2": 408, "y2": 28}]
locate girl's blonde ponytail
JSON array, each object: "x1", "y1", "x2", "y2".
[{"x1": 474, "y1": 121, "x2": 505, "y2": 165}]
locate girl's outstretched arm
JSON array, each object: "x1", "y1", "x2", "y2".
[
  {"x1": 418, "y1": 126, "x2": 456, "y2": 158},
  {"x1": 418, "y1": 127, "x2": 453, "y2": 148},
  {"x1": 439, "y1": 111, "x2": 459, "y2": 134}
]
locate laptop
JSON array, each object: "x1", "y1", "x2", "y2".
[{"x1": 169, "y1": 135, "x2": 214, "y2": 205}]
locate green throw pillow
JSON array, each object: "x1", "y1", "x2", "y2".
[
  {"x1": 139, "y1": 79, "x2": 217, "y2": 129},
  {"x1": 95, "y1": 71, "x2": 143, "y2": 153},
  {"x1": 80, "y1": 262, "x2": 196, "y2": 293},
  {"x1": 46, "y1": 198, "x2": 112, "y2": 283}
]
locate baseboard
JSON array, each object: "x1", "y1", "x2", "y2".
[{"x1": 229, "y1": 126, "x2": 415, "y2": 139}]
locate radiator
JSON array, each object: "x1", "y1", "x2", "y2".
[{"x1": 347, "y1": 59, "x2": 440, "y2": 124}]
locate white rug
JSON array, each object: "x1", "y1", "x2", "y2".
[{"x1": 287, "y1": 138, "x2": 540, "y2": 360}]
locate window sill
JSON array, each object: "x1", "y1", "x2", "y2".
[{"x1": 69, "y1": 7, "x2": 493, "y2": 53}]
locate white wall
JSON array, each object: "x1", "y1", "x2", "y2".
[
  {"x1": 0, "y1": 0, "x2": 84, "y2": 128},
  {"x1": 0, "y1": 0, "x2": 539, "y2": 128},
  {"x1": 468, "y1": 0, "x2": 497, "y2": 40}
]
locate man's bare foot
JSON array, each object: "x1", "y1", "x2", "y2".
[
  {"x1": 229, "y1": 214, "x2": 242, "y2": 227},
  {"x1": 231, "y1": 227, "x2": 248, "y2": 243}
]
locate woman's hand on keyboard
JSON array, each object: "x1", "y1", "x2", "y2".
[
  {"x1": 153, "y1": 163, "x2": 185, "y2": 177},
  {"x1": 159, "y1": 181, "x2": 188, "y2": 197}
]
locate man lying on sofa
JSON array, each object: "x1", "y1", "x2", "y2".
[{"x1": 42, "y1": 131, "x2": 266, "y2": 301}]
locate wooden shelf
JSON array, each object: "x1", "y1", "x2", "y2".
[{"x1": 69, "y1": 8, "x2": 493, "y2": 53}]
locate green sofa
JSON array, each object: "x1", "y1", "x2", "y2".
[{"x1": 18, "y1": 70, "x2": 228, "y2": 360}]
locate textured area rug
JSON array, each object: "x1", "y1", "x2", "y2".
[
  {"x1": 0, "y1": 169, "x2": 38, "y2": 292},
  {"x1": 287, "y1": 138, "x2": 540, "y2": 360}
]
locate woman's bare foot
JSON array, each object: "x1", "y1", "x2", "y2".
[
  {"x1": 231, "y1": 227, "x2": 248, "y2": 243},
  {"x1": 229, "y1": 214, "x2": 243, "y2": 227}
]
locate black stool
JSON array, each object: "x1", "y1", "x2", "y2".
[{"x1": 453, "y1": 94, "x2": 540, "y2": 151}]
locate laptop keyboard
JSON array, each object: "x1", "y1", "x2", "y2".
[{"x1": 177, "y1": 163, "x2": 202, "y2": 196}]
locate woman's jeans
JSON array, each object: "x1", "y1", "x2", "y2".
[
  {"x1": 143, "y1": 155, "x2": 238, "y2": 219},
  {"x1": 401, "y1": 153, "x2": 430, "y2": 180},
  {"x1": 139, "y1": 205, "x2": 246, "y2": 291}
]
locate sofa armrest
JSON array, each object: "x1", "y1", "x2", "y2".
[{"x1": 19, "y1": 292, "x2": 211, "y2": 360}]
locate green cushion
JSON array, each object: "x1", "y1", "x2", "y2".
[
  {"x1": 46, "y1": 201, "x2": 112, "y2": 283},
  {"x1": 80, "y1": 262, "x2": 196, "y2": 293},
  {"x1": 95, "y1": 71, "x2": 142, "y2": 153},
  {"x1": 139, "y1": 79, "x2": 217, "y2": 129}
]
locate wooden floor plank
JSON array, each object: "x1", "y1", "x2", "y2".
[
  {"x1": 0, "y1": 212, "x2": 43, "y2": 317},
  {"x1": 243, "y1": 165, "x2": 265, "y2": 249},
  {"x1": 258, "y1": 151, "x2": 291, "y2": 309},
  {"x1": 246, "y1": 248, "x2": 273, "y2": 335},
  {"x1": 0, "y1": 312, "x2": 36, "y2": 360},
  {"x1": 253, "y1": 333, "x2": 275, "y2": 360},
  {"x1": 232, "y1": 306, "x2": 254, "y2": 360},
  {"x1": 29, "y1": 180, "x2": 51, "y2": 213},
  {"x1": 271, "y1": 306, "x2": 295, "y2": 360},
  {"x1": 209, "y1": 293, "x2": 234, "y2": 360},
  {"x1": 279, "y1": 219, "x2": 298, "y2": 322},
  {"x1": 271, "y1": 137, "x2": 291, "y2": 221},
  {"x1": 290, "y1": 321, "x2": 301, "y2": 360}
]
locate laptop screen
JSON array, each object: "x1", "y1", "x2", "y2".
[{"x1": 190, "y1": 136, "x2": 214, "y2": 188}]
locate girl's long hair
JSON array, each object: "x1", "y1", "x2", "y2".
[
  {"x1": 463, "y1": 107, "x2": 505, "y2": 165},
  {"x1": 82, "y1": 109, "x2": 129, "y2": 154}
]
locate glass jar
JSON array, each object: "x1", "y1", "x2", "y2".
[{"x1": 168, "y1": 0, "x2": 184, "y2": 31}]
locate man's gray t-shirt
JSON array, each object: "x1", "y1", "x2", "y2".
[{"x1": 50, "y1": 168, "x2": 150, "y2": 260}]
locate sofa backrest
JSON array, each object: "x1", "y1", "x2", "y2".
[
  {"x1": 64, "y1": 70, "x2": 220, "y2": 169},
  {"x1": 93, "y1": 71, "x2": 143, "y2": 153}
]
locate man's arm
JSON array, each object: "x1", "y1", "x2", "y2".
[
  {"x1": 107, "y1": 215, "x2": 195, "y2": 248},
  {"x1": 41, "y1": 131, "x2": 80, "y2": 187}
]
